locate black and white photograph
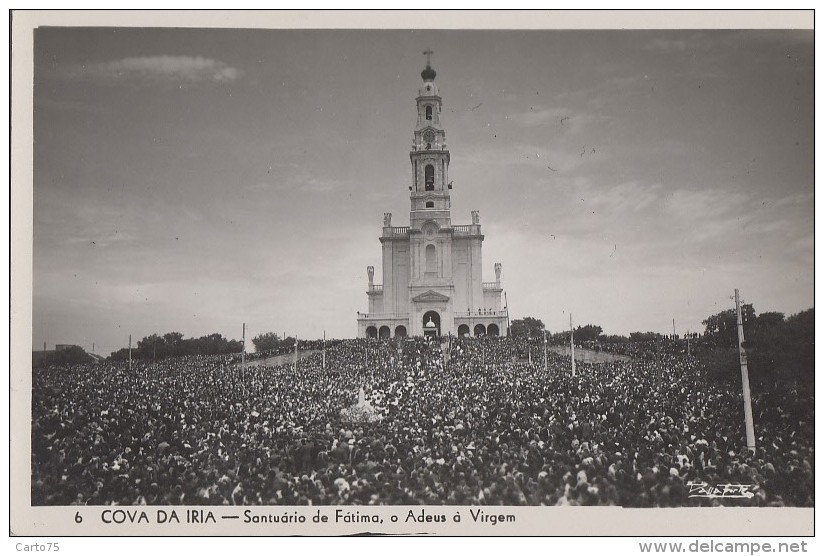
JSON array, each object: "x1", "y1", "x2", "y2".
[{"x1": 11, "y1": 10, "x2": 814, "y2": 538}]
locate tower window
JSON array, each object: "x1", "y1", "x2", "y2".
[
  {"x1": 425, "y1": 244, "x2": 436, "y2": 273},
  {"x1": 425, "y1": 164, "x2": 434, "y2": 190},
  {"x1": 425, "y1": 201, "x2": 434, "y2": 208},
  {"x1": 425, "y1": 106, "x2": 433, "y2": 120}
]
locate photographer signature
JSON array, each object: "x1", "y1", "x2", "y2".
[{"x1": 687, "y1": 482, "x2": 756, "y2": 498}]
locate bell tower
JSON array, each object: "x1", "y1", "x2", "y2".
[
  {"x1": 409, "y1": 49, "x2": 451, "y2": 231},
  {"x1": 358, "y1": 51, "x2": 509, "y2": 340}
]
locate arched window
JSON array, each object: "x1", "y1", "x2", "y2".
[
  {"x1": 425, "y1": 244, "x2": 436, "y2": 273},
  {"x1": 425, "y1": 105, "x2": 432, "y2": 120},
  {"x1": 425, "y1": 165, "x2": 434, "y2": 190},
  {"x1": 425, "y1": 201, "x2": 434, "y2": 208}
]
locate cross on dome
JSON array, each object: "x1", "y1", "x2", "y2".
[{"x1": 421, "y1": 48, "x2": 436, "y2": 81}]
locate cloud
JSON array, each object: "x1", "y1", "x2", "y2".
[
  {"x1": 63, "y1": 229, "x2": 140, "y2": 248},
  {"x1": 508, "y1": 106, "x2": 570, "y2": 128},
  {"x1": 642, "y1": 33, "x2": 712, "y2": 54},
  {"x1": 243, "y1": 170, "x2": 348, "y2": 195},
  {"x1": 64, "y1": 56, "x2": 242, "y2": 83}
]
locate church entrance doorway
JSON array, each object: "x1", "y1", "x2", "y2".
[
  {"x1": 422, "y1": 311, "x2": 441, "y2": 338},
  {"x1": 457, "y1": 324, "x2": 470, "y2": 337},
  {"x1": 474, "y1": 323, "x2": 486, "y2": 337},
  {"x1": 379, "y1": 326, "x2": 391, "y2": 340},
  {"x1": 366, "y1": 326, "x2": 377, "y2": 339}
]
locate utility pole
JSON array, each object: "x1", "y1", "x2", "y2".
[
  {"x1": 241, "y1": 322, "x2": 246, "y2": 375},
  {"x1": 570, "y1": 313, "x2": 576, "y2": 377},
  {"x1": 293, "y1": 335, "x2": 298, "y2": 372},
  {"x1": 504, "y1": 291, "x2": 511, "y2": 336},
  {"x1": 322, "y1": 330, "x2": 326, "y2": 372},
  {"x1": 672, "y1": 318, "x2": 676, "y2": 339},
  {"x1": 686, "y1": 331, "x2": 691, "y2": 357},
  {"x1": 527, "y1": 332, "x2": 532, "y2": 365},
  {"x1": 128, "y1": 335, "x2": 132, "y2": 371},
  {"x1": 543, "y1": 328, "x2": 548, "y2": 373},
  {"x1": 735, "y1": 289, "x2": 756, "y2": 453},
  {"x1": 504, "y1": 291, "x2": 514, "y2": 360},
  {"x1": 92, "y1": 342, "x2": 94, "y2": 354},
  {"x1": 43, "y1": 342, "x2": 46, "y2": 352}
]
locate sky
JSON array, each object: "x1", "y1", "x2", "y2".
[{"x1": 30, "y1": 26, "x2": 814, "y2": 355}]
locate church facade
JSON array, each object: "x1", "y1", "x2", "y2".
[{"x1": 357, "y1": 57, "x2": 509, "y2": 339}]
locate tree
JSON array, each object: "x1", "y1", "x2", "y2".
[
  {"x1": 600, "y1": 334, "x2": 629, "y2": 344},
  {"x1": 755, "y1": 311, "x2": 785, "y2": 329},
  {"x1": 252, "y1": 332, "x2": 282, "y2": 353},
  {"x1": 137, "y1": 333, "x2": 166, "y2": 359},
  {"x1": 696, "y1": 304, "x2": 813, "y2": 389},
  {"x1": 575, "y1": 324, "x2": 603, "y2": 342},
  {"x1": 510, "y1": 317, "x2": 545, "y2": 338},
  {"x1": 110, "y1": 331, "x2": 243, "y2": 360},
  {"x1": 747, "y1": 308, "x2": 813, "y2": 385},
  {"x1": 629, "y1": 331, "x2": 662, "y2": 342},
  {"x1": 33, "y1": 345, "x2": 91, "y2": 368},
  {"x1": 702, "y1": 303, "x2": 755, "y2": 348},
  {"x1": 163, "y1": 332, "x2": 184, "y2": 354}
]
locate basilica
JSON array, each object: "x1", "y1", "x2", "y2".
[{"x1": 358, "y1": 55, "x2": 508, "y2": 339}]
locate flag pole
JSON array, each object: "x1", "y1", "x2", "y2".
[
  {"x1": 322, "y1": 330, "x2": 326, "y2": 372},
  {"x1": 128, "y1": 335, "x2": 132, "y2": 371},
  {"x1": 735, "y1": 289, "x2": 756, "y2": 452},
  {"x1": 294, "y1": 334, "x2": 298, "y2": 372}
]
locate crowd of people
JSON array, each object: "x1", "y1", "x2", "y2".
[
  {"x1": 238, "y1": 339, "x2": 338, "y2": 362},
  {"x1": 31, "y1": 336, "x2": 813, "y2": 507}
]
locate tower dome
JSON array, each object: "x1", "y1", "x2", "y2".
[{"x1": 421, "y1": 64, "x2": 436, "y2": 82}]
